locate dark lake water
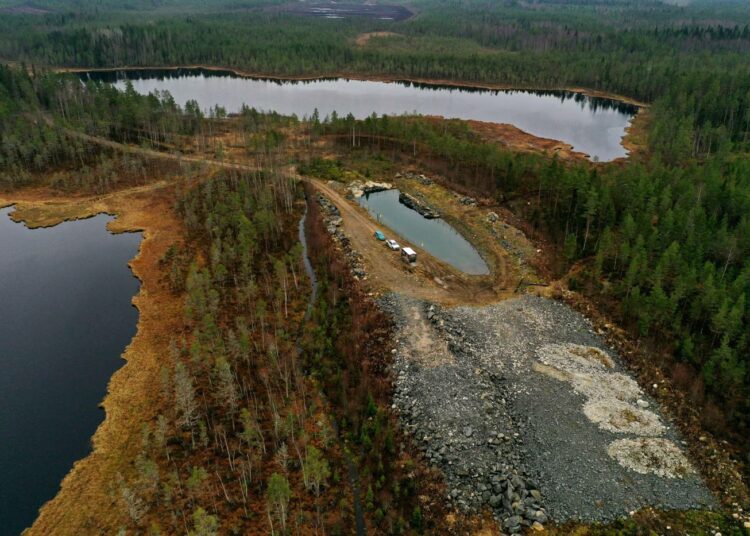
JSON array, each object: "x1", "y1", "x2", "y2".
[
  {"x1": 84, "y1": 69, "x2": 638, "y2": 161},
  {"x1": 0, "y1": 207, "x2": 142, "y2": 535},
  {"x1": 358, "y1": 189, "x2": 489, "y2": 275}
]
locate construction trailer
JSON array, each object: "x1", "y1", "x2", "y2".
[{"x1": 401, "y1": 247, "x2": 417, "y2": 263}]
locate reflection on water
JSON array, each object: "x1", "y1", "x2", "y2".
[
  {"x1": 0, "y1": 207, "x2": 141, "y2": 535},
  {"x1": 83, "y1": 68, "x2": 637, "y2": 161},
  {"x1": 358, "y1": 189, "x2": 489, "y2": 275}
]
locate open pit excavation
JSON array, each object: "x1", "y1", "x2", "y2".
[
  {"x1": 382, "y1": 295, "x2": 714, "y2": 532},
  {"x1": 312, "y1": 177, "x2": 717, "y2": 534}
]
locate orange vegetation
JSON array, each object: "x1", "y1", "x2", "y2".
[{"x1": 1, "y1": 181, "x2": 186, "y2": 534}]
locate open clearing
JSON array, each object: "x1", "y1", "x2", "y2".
[
  {"x1": 312, "y1": 172, "x2": 717, "y2": 531},
  {"x1": 384, "y1": 294, "x2": 713, "y2": 531},
  {"x1": 311, "y1": 178, "x2": 517, "y2": 306}
]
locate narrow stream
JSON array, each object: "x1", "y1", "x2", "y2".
[
  {"x1": 297, "y1": 195, "x2": 365, "y2": 535},
  {"x1": 298, "y1": 196, "x2": 318, "y2": 320}
]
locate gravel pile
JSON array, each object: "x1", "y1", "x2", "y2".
[
  {"x1": 316, "y1": 194, "x2": 367, "y2": 278},
  {"x1": 381, "y1": 293, "x2": 715, "y2": 531},
  {"x1": 381, "y1": 294, "x2": 548, "y2": 533}
]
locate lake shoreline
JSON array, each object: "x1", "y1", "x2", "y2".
[
  {"x1": 0, "y1": 181, "x2": 185, "y2": 534},
  {"x1": 62, "y1": 64, "x2": 644, "y2": 161},
  {"x1": 55, "y1": 64, "x2": 649, "y2": 109}
]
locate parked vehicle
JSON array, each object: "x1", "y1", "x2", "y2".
[
  {"x1": 401, "y1": 247, "x2": 417, "y2": 263},
  {"x1": 374, "y1": 230, "x2": 386, "y2": 241},
  {"x1": 385, "y1": 239, "x2": 400, "y2": 251}
]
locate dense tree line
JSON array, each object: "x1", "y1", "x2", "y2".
[
  {"x1": 124, "y1": 170, "x2": 331, "y2": 534},
  {"x1": 3, "y1": 1, "x2": 750, "y2": 161},
  {"x1": 0, "y1": 65, "x2": 190, "y2": 189},
  {"x1": 0, "y1": 65, "x2": 83, "y2": 185}
]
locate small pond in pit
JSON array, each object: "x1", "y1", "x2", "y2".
[
  {"x1": 82, "y1": 69, "x2": 638, "y2": 161},
  {"x1": 358, "y1": 189, "x2": 489, "y2": 275},
  {"x1": 0, "y1": 207, "x2": 142, "y2": 535}
]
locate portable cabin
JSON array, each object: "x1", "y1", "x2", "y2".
[
  {"x1": 401, "y1": 247, "x2": 417, "y2": 263},
  {"x1": 374, "y1": 230, "x2": 386, "y2": 241}
]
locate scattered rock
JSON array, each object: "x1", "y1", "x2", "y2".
[
  {"x1": 399, "y1": 170, "x2": 434, "y2": 186},
  {"x1": 398, "y1": 191, "x2": 440, "y2": 218},
  {"x1": 382, "y1": 293, "x2": 713, "y2": 527},
  {"x1": 348, "y1": 180, "x2": 392, "y2": 198},
  {"x1": 316, "y1": 194, "x2": 366, "y2": 278}
]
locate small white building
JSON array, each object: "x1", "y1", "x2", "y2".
[{"x1": 401, "y1": 247, "x2": 417, "y2": 263}]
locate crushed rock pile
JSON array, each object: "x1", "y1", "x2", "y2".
[
  {"x1": 381, "y1": 293, "x2": 714, "y2": 532},
  {"x1": 316, "y1": 194, "x2": 367, "y2": 279},
  {"x1": 347, "y1": 180, "x2": 392, "y2": 199}
]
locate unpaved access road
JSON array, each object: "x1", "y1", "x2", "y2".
[{"x1": 310, "y1": 179, "x2": 516, "y2": 306}]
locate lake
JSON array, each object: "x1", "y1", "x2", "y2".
[
  {"x1": 358, "y1": 189, "x2": 489, "y2": 275},
  {"x1": 0, "y1": 207, "x2": 142, "y2": 536},
  {"x1": 84, "y1": 68, "x2": 638, "y2": 161}
]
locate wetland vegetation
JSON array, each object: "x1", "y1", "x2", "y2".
[{"x1": 1, "y1": 0, "x2": 750, "y2": 533}]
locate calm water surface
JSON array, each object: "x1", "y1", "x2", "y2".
[
  {"x1": 358, "y1": 189, "x2": 489, "y2": 275},
  {"x1": 86, "y1": 69, "x2": 637, "y2": 161},
  {"x1": 0, "y1": 207, "x2": 141, "y2": 535}
]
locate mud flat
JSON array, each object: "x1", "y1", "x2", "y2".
[{"x1": 382, "y1": 293, "x2": 714, "y2": 532}]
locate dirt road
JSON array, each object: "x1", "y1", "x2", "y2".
[
  {"x1": 45, "y1": 115, "x2": 521, "y2": 308},
  {"x1": 311, "y1": 179, "x2": 516, "y2": 306}
]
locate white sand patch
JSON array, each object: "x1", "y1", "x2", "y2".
[
  {"x1": 537, "y1": 343, "x2": 694, "y2": 477},
  {"x1": 537, "y1": 343, "x2": 644, "y2": 409},
  {"x1": 583, "y1": 398, "x2": 665, "y2": 436},
  {"x1": 571, "y1": 371, "x2": 642, "y2": 404},
  {"x1": 608, "y1": 438, "x2": 695, "y2": 478}
]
